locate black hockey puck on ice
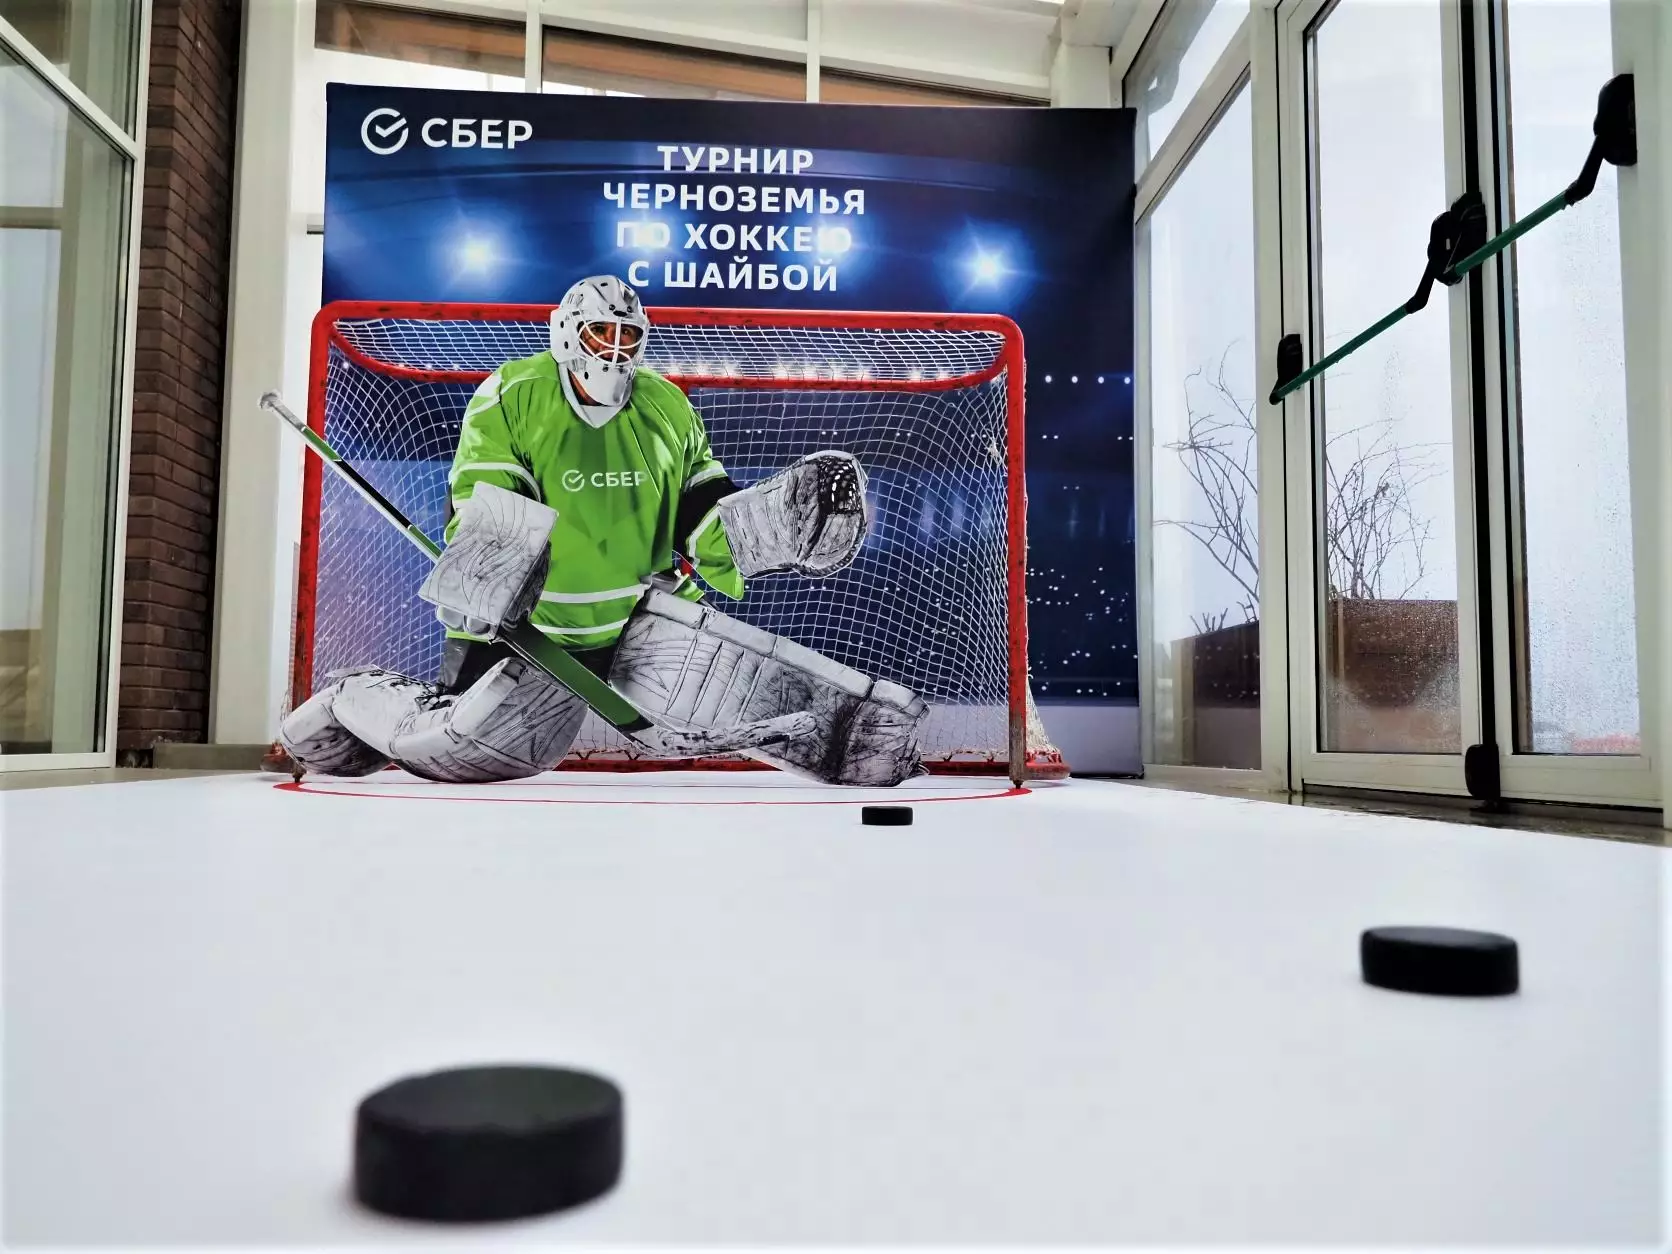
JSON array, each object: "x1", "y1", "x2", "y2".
[
  {"x1": 353, "y1": 1065, "x2": 623, "y2": 1223},
  {"x1": 862, "y1": 805, "x2": 912, "y2": 826},
  {"x1": 1360, "y1": 926, "x2": 1519, "y2": 997}
]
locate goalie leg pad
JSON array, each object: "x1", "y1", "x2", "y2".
[
  {"x1": 320, "y1": 661, "x2": 587, "y2": 784},
  {"x1": 610, "y1": 591, "x2": 927, "y2": 786},
  {"x1": 277, "y1": 668, "x2": 396, "y2": 778},
  {"x1": 387, "y1": 660, "x2": 588, "y2": 784}
]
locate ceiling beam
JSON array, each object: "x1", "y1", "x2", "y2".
[{"x1": 1056, "y1": 0, "x2": 1139, "y2": 48}]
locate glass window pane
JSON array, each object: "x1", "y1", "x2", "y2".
[
  {"x1": 315, "y1": 0, "x2": 524, "y2": 77},
  {"x1": 543, "y1": 27, "x2": 804, "y2": 100},
  {"x1": 1501, "y1": 0, "x2": 1638, "y2": 754},
  {"x1": 0, "y1": 0, "x2": 139, "y2": 131},
  {"x1": 1309, "y1": 0, "x2": 1461, "y2": 755},
  {"x1": 298, "y1": 3, "x2": 527, "y2": 219},
  {"x1": 1145, "y1": 85, "x2": 1260, "y2": 769},
  {"x1": 0, "y1": 52, "x2": 130, "y2": 754},
  {"x1": 1124, "y1": 0, "x2": 1247, "y2": 164},
  {"x1": 821, "y1": 70, "x2": 1038, "y2": 106}
]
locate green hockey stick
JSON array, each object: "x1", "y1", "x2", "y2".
[
  {"x1": 261, "y1": 390, "x2": 655, "y2": 735},
  {"x1": 1269, "y1": 72, "x2": 1637, "y2": 405},
  {"x1": 265, "y1": 392, "x2": 830, "y2": 763}
]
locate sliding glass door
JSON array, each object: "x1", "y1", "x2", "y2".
[
  {"x1": 1272, "y1": 0, "x2": 1656, "y2": 803},
  {"x1": 1278, "y1": 0, "x2": 1477, "y2": 794},
  {"x1": 1484, "y1": 0, "x2": 1656, "y2": 803}
]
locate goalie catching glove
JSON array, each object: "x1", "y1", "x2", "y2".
[{"x1": 718, "y1": 450, "x2": 868, "y2": 578}]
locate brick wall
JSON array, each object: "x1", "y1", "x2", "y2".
[{"x1": 118, "y1": 0, "x2": 241, "y2": 759}]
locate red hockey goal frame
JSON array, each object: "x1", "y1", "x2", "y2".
[{"x1": 292, "y1": 300, "x2": 1066, "y2": 783}]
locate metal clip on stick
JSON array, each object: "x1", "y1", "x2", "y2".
[
  {"x1": 1269, "y1": 73, "x2": 1637, "y2": 407},
  {"x1": 1405, "y1": 192, "x2": 1487, "y2": 315}
]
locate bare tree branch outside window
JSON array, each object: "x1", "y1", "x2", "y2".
[
  {"x1": 1320, "y1": 420, "x2": 1443, "y2": 600},
  {"x1": 1159, "y1": 342, "x2": 1444, "y2": 632},
  {"x1": 1157, "y1": 346, "x2": 1259, "y2": 627}
]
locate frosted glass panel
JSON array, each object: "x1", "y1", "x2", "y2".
[
  {"x1": 1308, "y1": 0, "x2": 1460, "y2": 754},
  {"x1": 1502, "y1": 0, "x2": 1638, "y2": 754}
]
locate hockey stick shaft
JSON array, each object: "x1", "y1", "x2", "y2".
[
  {"x1": 260, "y1": 391, "x2": 653, "y2": 735},
  {"x1": 262, "y1": 392, "x2": 441, "y2": 560},
  {"x1": 263, "y1": 391, "x2": 815, "y2": 761}
]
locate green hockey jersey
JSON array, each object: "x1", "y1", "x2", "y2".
[{"x1": 444, "y1": 351, "x2": 743, "y2": 649}]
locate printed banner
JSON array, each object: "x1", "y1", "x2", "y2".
[{"x1": 319, "y1": 85, "x2": 1136, "y2": 771}]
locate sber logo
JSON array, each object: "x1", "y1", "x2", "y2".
[
  {"x1": 563, "y1": 470, "x2": 649, "y2": 492},
  {"x1": 361, "y1": 107, "x2": 533, "y2": 155},
  {"x1": 360, "y1": 108, "x2": 408, "y2": 154}
]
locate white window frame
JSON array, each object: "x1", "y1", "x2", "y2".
[
  {"x1": 1273, "y1": 0, "x2": 1483, "y2": 798},
  {"x1": 1129, "y1": 5, "x2": 1287, "y2": 792},
  {"x1": 1467, "y1": 0, "x2": 1662, "y2": 806},
  {"x1": 1271, "y1": 0, "x2": 1667, "y2": 806},
  {"x1": 1264, "y1": 0, "x2": 1672, "y2": 809},
  {"x1": 0, "y1": 3, "x2": 153, "y2": 772},
  {"x1": 1647, "y1": 0, "x2": 1672, "y2": 825},
  {"x1": 1128, "y1": 0, "x2": 1670, "y2": 809}
]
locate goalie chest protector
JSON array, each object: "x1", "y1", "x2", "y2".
[{"x1": 446, "y1": 352, "x2": 736, "y2": 647}]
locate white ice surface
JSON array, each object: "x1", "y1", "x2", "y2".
[{"x1": 0, "y1": 771, "x2": 1663, "y2": 1246}]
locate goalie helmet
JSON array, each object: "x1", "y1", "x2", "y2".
[{"x1": 550, "y1": 275, "x2": 650, "y2": 428}]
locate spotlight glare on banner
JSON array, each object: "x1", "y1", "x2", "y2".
[
  {"x1": 969, "y1": 247, "x2": 1006, "y2": 286},
  {"x1": 815, "y1": 225, "x2": 854, "y2": 259},
  {"x1": 456, "y1": 234, "x2": 497, "y2": 277}
]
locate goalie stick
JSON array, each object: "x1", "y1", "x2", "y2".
[{"x1": 260, "y1": 391, "x2": 810, "y2": 762}]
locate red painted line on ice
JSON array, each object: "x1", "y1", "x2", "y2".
[{"x1": 275, "y1": 780, "x2": 1031, "y2": 806}]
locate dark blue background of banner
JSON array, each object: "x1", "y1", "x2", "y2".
[{"x1": 324, "y1": 84, "x2": 1136, "y2": 716}]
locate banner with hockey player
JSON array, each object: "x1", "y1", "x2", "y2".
[{"x1": 292, "y1": 87, "x2": 1136, "y2": 783}]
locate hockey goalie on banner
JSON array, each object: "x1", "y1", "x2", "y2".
[{"x1": 277, "y1": 276, "x2": 929, "y2": 787}]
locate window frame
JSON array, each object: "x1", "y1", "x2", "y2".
[
  {"x1": 1274, "y1": 0, "x2": 1485, "y2": 797},
  {"x1": 1471, "y1": 0, "x2": 1663, "y2": 804},
  {"x1": 1130, "y1": 4, "x2": 1276, "y2": 788},
  {"x1": 0, "y1": 2, "x2": 151, "y2": 770},
  {"x1": 1125, "y1": 0, "x2": 1255, "y2": 175},
  {"x1": 1269, "y1": 0, "x2": 1667, "y2": 807}
]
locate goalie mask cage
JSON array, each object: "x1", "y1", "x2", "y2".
[{"x1": 293, "y1": 301, "x2": 1068, "y2": 783}]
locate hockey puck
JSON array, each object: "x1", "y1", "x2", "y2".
[
  {"x1": 354, "y1": 1065, "x2": 623, "y2": 1223},
  {"x1": 861, "y1": 805, "x2": 912, "y2": 826},
  {"x1": 1360, "y1": 926, "x2": 1519, "y2": 997}
]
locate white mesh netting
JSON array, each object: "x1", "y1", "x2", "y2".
[{"x1": 301, "y1": 309, "x2": 1064, "y2": 775}]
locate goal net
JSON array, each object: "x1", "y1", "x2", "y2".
[{"x1": 291, "y1": 302, "x2": 1067, "y2": 782}]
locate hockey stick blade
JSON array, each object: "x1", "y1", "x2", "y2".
[
  {"x1": 634, "y1": 710, "x2": 816, "y2": 758},
  {"x1": 262, "y1": 390, "x2": 653, "y2": 736}
]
